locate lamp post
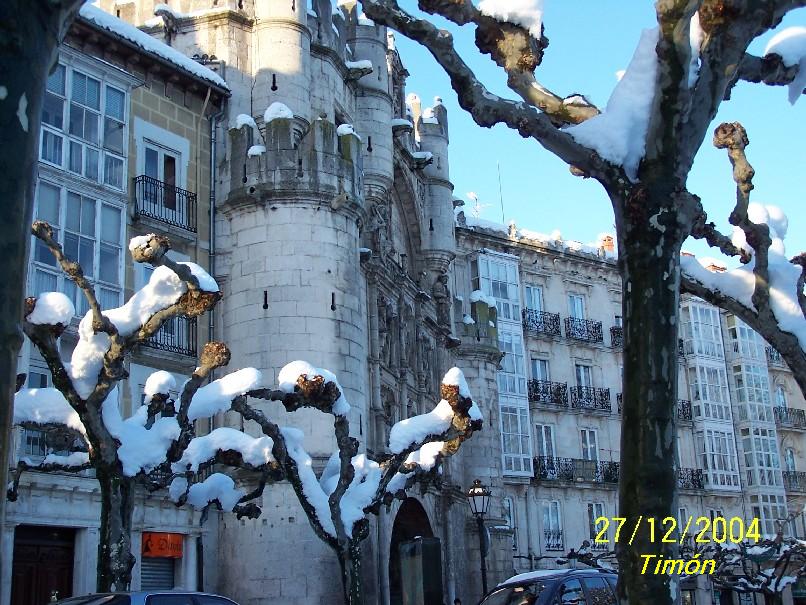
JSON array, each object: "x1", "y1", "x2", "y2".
[{"x1": 467, "y1": 479, "x2": 492, "y2": 595}]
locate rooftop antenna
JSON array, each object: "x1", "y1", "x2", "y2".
[
  {"x1": 467, "y1": 192, "x2": 492, "y2": 219},
  {"x1": 497, "y1": 161, "x2": 506, "y2": 224}
]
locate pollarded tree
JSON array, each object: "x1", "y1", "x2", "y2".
[
  {"x1": 10, "y1": 226, "x2": 482, "y2": 603},
  {"x1": 353, "y1": 1, "x2": 806, "y2": 604}
]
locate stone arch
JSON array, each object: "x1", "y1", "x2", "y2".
[
  {"x1": 391, "y1": 161, "x2": 425, "y2": 273},
  {"x1": 389, "y1": 497, "x2": 436, "y2": 605}
]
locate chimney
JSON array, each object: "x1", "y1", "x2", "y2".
[
  {"x1": 601, "y1": 235, "x2": 615, "y2": 254},
  {"x1": 706, "y1": 262, "x2": 727, "y2": 273}
]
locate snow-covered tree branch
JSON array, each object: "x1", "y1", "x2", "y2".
[
  {"x1": 355, "y1": 2, "x2": 806, "y2": 604},
  {"x1": 682, "y1": 122, "x2": 806, "y2": 396},
  {"x1": 11, "y1": 224, "x2": 482, "y2": 604}
]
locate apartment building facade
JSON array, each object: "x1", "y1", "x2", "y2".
[
  {"x1": 5, "y1": 6, "x2": 227, "y2": 603},
  {"x1": 454, "y1": 215, "x2": 806, "y2": 604}
]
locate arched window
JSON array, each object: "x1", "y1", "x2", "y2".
[{"x1": 775, "y1": 385, "x2": 787, "y2": 408}]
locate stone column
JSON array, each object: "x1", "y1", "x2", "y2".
[
  {"x1": 73, "y1": 526, "x2": 99, "y2": 595},
  {"x1": 180, "y1": 534, "x2": 198, "y2": 590}
]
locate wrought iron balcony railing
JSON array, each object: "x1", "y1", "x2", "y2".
[
  {"x1": 522, "y1": 308, "x2": 562, "y2": 338},
  {"x1": 610, "y1": 326, "x2": 623, "y2": 348},
  {"x1": 564, "y1": 317, "x2": 604, "y2": 343},
  {"x1": 677, "y1": 468, "x2": 705, "y2": 490},
  {"x1": 544, "y1": 529, "x2": 564, "y2": 551},
  {"x1": 570, "y1": 386, "x2": 611, "y2": 412},
  {"x1": 783, "y1": 471, "x2": 806, "y2": 493},
  {"x1": 527, "y1": 380, "x2": 568, "y2": 407},
  {"x1": 142, "y1": 316, "x2": 197, "y2": 357},
  {"x1": 766, "y1": 346, "x2": 785, "y2": 367},
  {"x1": 534, "y1": 456, "x2": 620, "y2": 485},
  {"x1": 678, "y1": 338, "x2": 684, "y2": 356},
  {"x1": 616, "y1": 395, "x2": 692, "y2": 421},
  {"x1": 133, "y1": 175, "x2": 198, "y2": 232},
  {"x1": 774, "y1": 406, "x2": 806, "y2": 429}
]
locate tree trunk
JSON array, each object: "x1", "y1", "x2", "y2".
[
  {"x1": 96, "y1": 467, "x2": 136, "y2": 591},
  {"x1": 616, "y1": 187, "x2": 688, "y2": 605},
  {"x1": 0, "y1": 0, "x2": 83, "y2": 576},
  {"x1": 337, "y1": 542, "x2": 364, "y2": 605},
  {"x1": 764, "y1": 593, "x2": 783, "y2": 605}
]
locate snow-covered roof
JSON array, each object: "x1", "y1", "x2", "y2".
[{"x1": 78, "y1": 4, "x2": 229, "y2": 92}]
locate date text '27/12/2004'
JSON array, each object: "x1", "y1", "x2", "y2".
[{"x1": 593, "y1": 516, "x2": 762, "y2": 546}]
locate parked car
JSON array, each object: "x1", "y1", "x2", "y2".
[
  {"x1": 478, "y1": 568, "x2": 618, "y2": 605},
  {"x1": 53, "y1": 593, "x2": 240, "y2": 605}
]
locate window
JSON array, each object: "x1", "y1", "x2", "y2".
[
  {"x1": 542, "y1": 501, "x2": 563, "y2": 551},
  {"x1": 581, "y1": 429, "x2": 598, "y2": 461},
  {"x1": 688, "y1": 364, "x2": 731, "y2": 420},
  {"x1": 472, "y1": 255, "x2": 521, "y2": 322},
  {"x1": 740, "y1": 427, "x2": 781, "y2": 487},
  {"x1": 775, "y1": 385, "x2": 787, "y2": 408},
  {"x1": 501, "y1": 405, "x2": 532, "y2": 474},
  {"x1": 524, "y1": 284, "x2": 543, "y2": 312},
  {"x1": 695, "y1": 429, "x2": 740, "y2": 488},
  {"x1": 555, "y1": 579, "x2": 585, "y2": 604},
  {"x1": 535, "y1": 424, "x2": 555, "y2": 458},
  {"x1": 750, "y1": 493, "x2": 787, "y2": 536},
  {"x1": 786, "y1": 448, "x2": 796, "y2": 472},
  {"x1": 568, "y1": 294, "x2": 586, "y2": 319},
  {"x1": 587, "y1": 502, "x2": 606, "y2": 548},
  {"x1": 575, "y1": 364, "x2": 593, "y2": 388},
  {"x1": 144, "y1": 143, "x2": 180, "y2": 208},
  {"x1": 733, "y1": 363, "x2": 772, "y2": 422},
  {"x1": 727, "y1": 315, "x2": 766, "y2": 360},
  {"x1": 614, "y1": 315, "x2": 622, "y2": 328},
  {"x1": 531, "y1": 358, "x2": 549, "y2": 381},
  {"x1": 681, "y1": 303, "x2": 725, "y2": 358},
  {"x1": 583, "y1": 576, "x2": 615, "y2": 605},
  {"x1": 498, "y1": 329, "x2": 526, "y2": 396},
  {"x1": 39, "y1": 64, "x2": 127, "y2": 188},
  {"x1": 31, "y1": 181, "x2": 123, "y2": 315}
]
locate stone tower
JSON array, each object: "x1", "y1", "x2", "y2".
[{"x1": 96, "y1": 1, "x2": 486, "y2": 601}]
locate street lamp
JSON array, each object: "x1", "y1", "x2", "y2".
[{"x1": 467, "y1": 479, "x2": 492, "y2": 595}]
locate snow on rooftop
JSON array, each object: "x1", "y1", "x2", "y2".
[
  {"x1": 345, "y1": 60, "x2": 373, "y2": 71},
  {"x1": 470, "y1": 290, "x2": 497, "y2": 309},
  {"x1": 247, "y1": 145, "x2": 266, "y2": 157},
  {"x1": 173, "y1": 427, "x2": 275, "y2": 472},
  {"x1": 265, "y1": 102, "x2": 294, "y2": 123},
  {"x1": 277, "y1": 360, "x2": 351, "y2": 416},
  {"x1": 79, "y1": 4, "x2": 228, "y2": 90},
  {"x1": 27, "y1": 292, "x2": 75, "y2": 326},
  {"x1": 42, "y1": 451, "x2": 90, "y2": 467},
  {"x1": 478, "y1": 0, "x2": 544, "y2": 39},
  {"x1": 566, "y1": 27, "x2": 659, "y2": 181},
  {"x1": 233, "y1": 114, "x2": 258, "y2": 131},
  {"x1": 188, "y1": 368, "x2": 264, "y2": 421},
  {"x1": 765, "y1": 27, "x2": 806, "y2": 104},
  {"x1": 337, "y1": 123, "x2": 361, "y2": 140},
  {"x1": 14, "y1": 388, "x2": 86, "y2": 436}
]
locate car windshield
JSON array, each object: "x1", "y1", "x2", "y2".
[
  {"x1": 55, "y1": 597, "x2": 130, "y2": 605},
  {"x1": 481, "y1": 583, "x2": 546, "y2": 605}
]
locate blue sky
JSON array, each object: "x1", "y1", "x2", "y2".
[{"x1": 394, "y1": 2, "x2": 806, "y2": 261}]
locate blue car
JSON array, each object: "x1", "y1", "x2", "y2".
[
  {"x1": 54, "y1": 593, "x2": 240, "y2": 605},
  {"x1": 478, "y1": 569, "x2": 618, "y2": 605}
]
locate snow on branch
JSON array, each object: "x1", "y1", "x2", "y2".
[{"x1": 683, "y1": 122, "x2": 806, "y2": 395}]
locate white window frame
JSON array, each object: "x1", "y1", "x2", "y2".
[
  {"x1": 534, "y1": 423, "x2": 556, "y2": 459},
  {"x1": 531, "y1": 357, "x2": 550, "y2": 382},
  {"x1": 580, "y1": 429, "x2": 599, "y2": 461},
  {"x1": 568, "y1": 293, "x2": 586, "y2": 319},
  {"x1": 134, "y1": 117, "x2": 190, "y2": 189},
  {"x1": 524, "y1": 284, "x2": 543, "y2": 312},
  {"x1": 575, "y1": 363, "x2": 593, "y2": 388}
]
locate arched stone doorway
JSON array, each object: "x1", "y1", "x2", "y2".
[{"x1": 389, "y1": 498, "x2": 442, "y2": 605}]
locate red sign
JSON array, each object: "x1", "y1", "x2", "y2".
[{"x1": 142, "y1": 532, "x2": 183, "y2": 558}]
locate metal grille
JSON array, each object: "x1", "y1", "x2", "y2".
[
  {"x1": 133, "y1": 175, "x2": 197, "y2": 232},
  {"x1": 522, "y1": 308, "x2": 561, "y2": 337},
  {"x1": 140, "y1": 557, "x2": 175, "y2": 590}
]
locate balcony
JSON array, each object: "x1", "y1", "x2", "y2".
[
  {"x1": 133, "y1": 175, "x2": 197, "y2": 232},
  {"x1": 616, "y1": 395, "x2": 692, "y2": 421},
  {"x1": 570, "y1": 386, "x2": 611, "y2": 412},
  {"x1": 142, "y1": 316, "x2": 198, "y2": 357},
  {"x1": 527, "y1": 380, "x2": 568, "y2": 407},
  {"x1": 774, "y1": 406, "x2": 806, "y2": 430},
  {"x1": 610, "y1": 326, "x2": 623, "y2": 348},
  {"x1": 678, "y1": 338, "x2": 684, "y2": 356},
  {"x1": 677, "y1": 468, "x2": 704, "y2": 490},
  {"x1": 522, "y1": 309, "x2": 561, "y2": 338},
  {"x1": 766, "y1": 346, "x2": 785, "y2": 367},
  {"x1": 534, "y1": 456, "x2": 620, "y2": 485},
  {"x1": 783, "y1": 471, "x2": 806, "y2": 493},
  {"x1": 564, "y1": 317, "x2": 604, "y2": 344},
  {"x1": 544, "y1": 529, "x2": 564, "y2": 551}
]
